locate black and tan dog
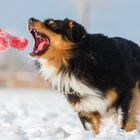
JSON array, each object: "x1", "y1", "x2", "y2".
[{"x1": 28, "y1": 17, "x2": 140, "y2": 134}]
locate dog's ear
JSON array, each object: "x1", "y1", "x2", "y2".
[{"x1": 64, "y1": 18, "x2": 87, "y2": 43}]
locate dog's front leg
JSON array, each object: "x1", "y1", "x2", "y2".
[
  {"x1": 86, "y1": 112, "x2": 101, "y2": 135},
  {"x1": 78, "y1": 113, "x2": 90, "y2": 130}
]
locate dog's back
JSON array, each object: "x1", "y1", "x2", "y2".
[{"x1": 113, "y1": 37, "x2": 140, "y2": 79}]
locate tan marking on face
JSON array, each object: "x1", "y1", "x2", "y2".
[
  {"x1": 33, "y1": 21, "x2": 73, "y2": 69},
  {"x1": 124, "y1": 81, "x2": 140, "y2": 131},
  {"x1": 69, "y1": 21, "x2": 74, "y2": 29},
  {"x1": 48, "y1": 20, "x2": 55, "y2": 25},
  {"x1": 105, "y1": 89, "x2": 118, "y2": 107}
]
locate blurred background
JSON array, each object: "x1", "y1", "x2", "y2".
[{"x1": 0, "y1": 0, "x2": 140, "y2": 89}]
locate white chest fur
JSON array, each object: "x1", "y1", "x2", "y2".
[{"x1": 38, "y1": 58, "x2": 109, "y2": 115}]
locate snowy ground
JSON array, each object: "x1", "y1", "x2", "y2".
[{"x1": 0, "y1": 89, "x2": 140, "y2": 140}]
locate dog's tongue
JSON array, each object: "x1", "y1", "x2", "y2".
[{"x1": 37, "y1": 41, "x2": 48, "y2": 52}]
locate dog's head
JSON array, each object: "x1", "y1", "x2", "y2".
[{"x1": 28, "y1": 18, "x2": 87, "y2": 68}]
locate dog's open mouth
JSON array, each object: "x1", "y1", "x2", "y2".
[{"x1": 29, "y1": 27, "x2": 50, "y2": 56}]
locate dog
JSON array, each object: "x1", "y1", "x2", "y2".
[{"x1": 28, "y1": 17, "x2": 140, "y2": 134}]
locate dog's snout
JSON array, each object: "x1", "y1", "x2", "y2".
[{"x1": 29, "y1": 17, "x2": 38, "y2": 23}]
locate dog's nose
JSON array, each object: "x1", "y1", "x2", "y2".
[{"x1": 29, "y1": 17, "x2": 38, "y2": 23}]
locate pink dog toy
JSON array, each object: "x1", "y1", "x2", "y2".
[{"x1": 0, "y1": 29, "x2": 28, "y2": 52}]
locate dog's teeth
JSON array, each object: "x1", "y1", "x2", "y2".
[{"x1": 29, "y1": 26, "x2": 34, "y2": 32}]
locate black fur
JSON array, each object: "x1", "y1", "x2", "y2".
[
  {"x1": 44, "y1": 18, "x2": 86, "y2": 42},
  {"x1": 67, "y1": 33, "x2": 140, "y2": 127},
  {"x1": 35, "y1": 18, "x2": 140, "y2": 129}
]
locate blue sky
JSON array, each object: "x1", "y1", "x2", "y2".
[{"x1": 0, "y1": 0, "x2": 140, "y2": 59}]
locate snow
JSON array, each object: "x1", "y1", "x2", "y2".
[{"x1": 0, "y1": 89, "x2": 140, "y2": 140}]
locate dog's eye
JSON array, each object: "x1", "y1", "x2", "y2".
[
  {"x1": 48, "y1": 21, "x2": 57, "y2": 27},
  {"x1": 44, "y1": 19, "x2": 64, "y2": 33},
  {"x1": 48, "y1": 21, "x2": 62, "y2": 30}
]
